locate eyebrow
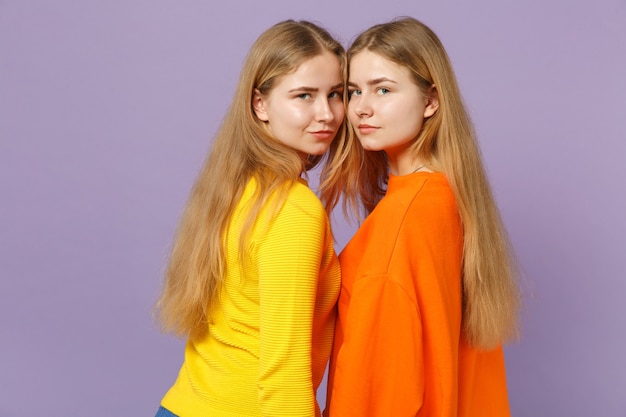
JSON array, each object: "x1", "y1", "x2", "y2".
[
  {"x1": 287, "y1": 82, "x2": 344, "y2": 93},
  {"x1": 348, "y1": 77, "x2": 397, "y2": 88}
]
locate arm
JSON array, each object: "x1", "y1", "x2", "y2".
[
  {"x1": 255, "y1": 193, "x2": 327, "y2": 416},
  {"x1": 400, "y1": 178, "x2": 465, "y2": 416},
  {"x1": 329, "y1": 276, "x2": 425, "y2": 417}
]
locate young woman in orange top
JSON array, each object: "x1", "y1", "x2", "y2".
[{"x1": 326, "y1": 17, "x2": 521, "y2": 416}]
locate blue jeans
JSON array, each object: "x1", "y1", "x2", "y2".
[{"x1": 155, "y1": 406, "x2": 178, "y2": 417}]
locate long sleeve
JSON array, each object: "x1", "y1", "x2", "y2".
[
  {"x1": 254, "y1": 195, "x2": 328, "y2": 416},
  {"x1": 329, "y1": 276, "x2": 425, "y2": 416},
  {"x1": 398, "y1": 183, "x2": 464, "y2": 416}
]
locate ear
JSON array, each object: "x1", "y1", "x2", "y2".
[
  {"x1": 252, "y1": 89, "x2": 269, "y2": 122},
  {"x1": 423, "y1": 85, "x2": 439, "y2": 118}
]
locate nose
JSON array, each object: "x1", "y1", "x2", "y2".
[
  {"x1": 352, "y1": 95, "x2": 372, "y2": 117},
  {"x1": 315, "y1": 98, "x2": 334, "y2": 123}
]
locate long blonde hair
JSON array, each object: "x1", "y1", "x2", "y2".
[
  {"x1": 343, "y1": 17, "x2": 520, "y2": 349},
  {"x1": 156, "y1": 20, "x2": 350, "y2": 338}
]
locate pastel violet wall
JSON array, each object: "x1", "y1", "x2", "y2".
[{"x1": 1, "y1": 1, "x2": 625, "y2": 416}]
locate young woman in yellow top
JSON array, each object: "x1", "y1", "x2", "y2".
[
  {"x1": 326, "y1": 17, "x2": 521, "y2": 416},
  {"x1": 154, "y1": 20, "x2": 351, "y2": 417}
]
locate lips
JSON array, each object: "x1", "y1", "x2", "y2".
[
  {"x1": 357, "y1": 124, "x2": 379, "y2": 134},
  {"x1": 309, "y1": 130, "x2": 335, "y2": 140}
]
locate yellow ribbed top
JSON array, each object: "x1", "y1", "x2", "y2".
[{"x1": 161, "y1": 178, "x2": 341, "y2": 417}]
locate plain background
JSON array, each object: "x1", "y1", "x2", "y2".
[{"x1": 1, "y1": 0, "x2": 625, "y2": 416}]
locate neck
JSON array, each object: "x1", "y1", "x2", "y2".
[{"x1": 388, "y1": 154, "x2": 430, "y2": 176}]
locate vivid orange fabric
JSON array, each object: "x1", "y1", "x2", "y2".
[{"x1": 326, "y1": 172, "x2": 511, "y2": 417}]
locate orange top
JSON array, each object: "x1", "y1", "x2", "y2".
[{"x1": 326, "y1": 172, "x2": 511, "y2": 417}]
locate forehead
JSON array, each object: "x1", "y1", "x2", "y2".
[
  {"x1": 279, "y1": 52, "x2": 341, "y2": 83},
  {"x1": 349, "y1": 50, "x2": 409, "y2": 81}
]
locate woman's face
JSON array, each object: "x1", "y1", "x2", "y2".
[
  {"x1": 253, "y1": 51, "x2": 344, "y2": 157},
  {"x1": 347, "y1": 50, "x2": 437, "y2": 171}
]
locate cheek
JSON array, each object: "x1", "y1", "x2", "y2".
[
  {"x1": 265, "y1": 104, "x2": 287, "y2": 124},
  {"x1": 348, "y1": 113, "x2": 360, "y2": 129},
  {"x1": 331, "y1": 101, "x2": 345, "y2": 120},
  {"x1": 347, "y1": 99, "x2": 357, "y2": 115},
  {"x1": 347, "y1": 102, "x2": 359, "y2": 124},
  {"x1": 394, "y1": 117, "x2": 423, "y2": 141},
  {"x1": 277, "y1": 105, "x2": 307, "y2": 127}
]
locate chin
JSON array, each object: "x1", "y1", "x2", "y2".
[
  {"x1": 359, "y1": 142, "x2": 383, "y2": 152},
  {"x1": 307, "y1": 146, "x2": 331, "y2": 156}
]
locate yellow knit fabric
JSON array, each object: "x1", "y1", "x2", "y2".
[{"x1": 161, "y1": 178, "x2": 341, "y2": 417}]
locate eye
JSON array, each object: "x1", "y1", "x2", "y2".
[
  {"x1": 348, "y1": 89, "x2": 361, "y2": 98},
  {"x1": 329, "y1": 90, "x2": 343, "y2": 99},
  {"x1": 297, "y1": 93, "x2": 312, "y2": 100},
  {"x1": 376, "y1": 87, "x2": 390, "y2": 95}
]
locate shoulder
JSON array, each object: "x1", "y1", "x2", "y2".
[
  {"x1": 388, "y1": 173, "x2": 462, "y2": 248},
  {"x1": 245, "y1": 177, "x2": 325, "y2": 219},
  {"x1": 407, "y1": 173, "x2": 458, "y2": 220},
  {"x1": 414, "y1": 173, "x2": 455, "y2": 203},
  {"x1": 378, "y1": 173, "x2": 458, "y2": 225},
  {"x1": 253, "y1": 179, "x2": 328, "y2": 238},
  {"x1": 254, "y1": 180, "x2": 329, "y2": 248},
  {"x1": 281, "y1": 179, "x2": 326, "y2": 220}
]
